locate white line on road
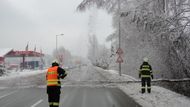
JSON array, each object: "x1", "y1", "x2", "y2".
[
  {"x1": 0, "y1": 91, "x2": 18, "y2": 99},
  {"x1": 60, "y1": 92, "x2": 70, "y2": 106},
  {"x1": 31, "y1": 99, "x2": 43, "y2": 107}
]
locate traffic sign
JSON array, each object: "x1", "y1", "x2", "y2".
[
  {"x1": 117, "y1": 56, "x2": 123, "y2": 63},
  {"x1": 116, "y1": 48, "x2": 123, "y2": 55}
]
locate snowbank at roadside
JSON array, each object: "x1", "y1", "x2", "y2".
[
  {"x1": 0, "y1": 70, "x2": 46, "y2": 80},
  {"x1": 104, "y1": 69, "x2": 137, "y2": 81},
  {"x1": 95, "y1": 67, "x2": 137, "y2": 81},
  {"x1": 119, "y1": 84, "x2": 190, "y2": 107},
  {"x1": 95, "y1": 67, "x2": 190, "y2": 107}
]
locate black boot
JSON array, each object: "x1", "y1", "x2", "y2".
[
  {"x1": 141, "y1": 89, "x2": 145, "y2": 94},
  {"x1": 148, "y1": 88, "x2": 151, "y2": 93},
  {"x1": 49, "y1": 102, "x2": 53, "y2": 107}
]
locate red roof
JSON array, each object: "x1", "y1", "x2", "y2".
[
  {"x1": 0, "y1": 48, "x2": 13, "y2": 57},
  {"x1": 5, "y1": 50, "x2": 44, "y2": 57}
]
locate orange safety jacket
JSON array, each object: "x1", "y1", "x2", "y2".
[{"x1": 46, "y1": 66, "x2": 60, "y2": 86}]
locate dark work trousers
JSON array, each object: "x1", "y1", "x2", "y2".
[
  {"x1": 47, "y1": 86, "x2": 61, "y2": 107},
  {"x1": 141, "y1": 77, "x2": 151, "y2": 93},
  {"x1": 48, "y1": 94, "x2": 60, "y2": 107}
]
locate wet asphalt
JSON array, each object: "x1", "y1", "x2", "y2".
[{"x1": 0, "y1": 86, "x2": 141, "y2": 107}]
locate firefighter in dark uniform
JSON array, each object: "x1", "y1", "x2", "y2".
[
  {"x1": 139, "y1": 57, "x2": 153, "y2": 93},
  {"x1": 46, "y1": 60, "x2": 67, "y2": 107}
]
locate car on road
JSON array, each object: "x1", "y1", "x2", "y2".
[{"x1": 0, "y1": 64, "x2": 5, "y2": 76}]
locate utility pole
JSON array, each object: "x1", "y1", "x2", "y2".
[
  {"x1": 117, "y1": 0, "x2": 129, "y2": 76},
  {"x1": 118, "y1": 0, "x2": 122, "y2": 76}
]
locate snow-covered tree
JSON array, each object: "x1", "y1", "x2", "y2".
[
  {"x1": 78, "y1": 0, "x2": 190, "y2": 78},
  {"x1": 97, "y1": 45, "x2": 110, "y2": 69},
  {"x1": 88, "y1": 34, "x2": 110, "y2": 69},
  {"x1": 88, "y1": 34, "x2": 99, "y2": 65},
  {"x1": 53, "y1": 46, "x2": 73, "y2": 67},
  {"x1": 127, "y1": 0, "x2": 190, "y2": 78}
]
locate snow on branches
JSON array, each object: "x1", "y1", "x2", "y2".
[{"x1": 77, "y1": 0, "x2": 190, "y2": 78}]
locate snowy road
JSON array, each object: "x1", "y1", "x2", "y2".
[
  {"x1": 0, "y1": 65, "x2": 189, "y2": 107},
  {"x1": 0, "y1": 66, "x2": 141, "y2": 107},
  {"x1": 0, "y1": 87, "x2": 141, "y2": 107}
]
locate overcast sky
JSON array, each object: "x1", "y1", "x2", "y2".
[{"x1": 0, "y1": 0, "x2": 113, "y2": 57}]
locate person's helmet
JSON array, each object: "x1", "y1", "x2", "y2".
[
  {"x1": 52, "y1": 60, "x2": 59, "y2": 66},
  {"x1": 143, "y1": 57, "x2": 148, "y2": 62}
]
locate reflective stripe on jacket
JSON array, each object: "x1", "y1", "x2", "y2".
[
  {"x1": 139, "y1": 63, "x2": 152, "y2": 78},
  {"x1": 46, "y1": 66, "x2": 60, "y2": 86}
]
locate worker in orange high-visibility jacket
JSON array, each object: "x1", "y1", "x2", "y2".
[{"x1": 46, "y1": 60, "x2": 67, "y2": 107}]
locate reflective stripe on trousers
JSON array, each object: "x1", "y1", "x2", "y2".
[
  {"x1": 49, "y1": 102, "x2": 59, "y2": 107},
  {"x1": 141, "y1": 75, "x2": 151, "y2": 78},
  {"x1": 53, "y1": 102, "x2": 59, "y2": 106},
  {"x1": 141, "y1": 86, "x2": 151, "y2": 89}
]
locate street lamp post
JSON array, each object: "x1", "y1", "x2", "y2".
[{"x1": 56, "y1": 34, "x2": 64, "y2": 52}]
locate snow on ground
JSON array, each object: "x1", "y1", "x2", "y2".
[
  {"x1": 0, "y1": 69, "x2": 46, "y2": 80},
  {"x1": 0, "y1": 69, "x2": 46, "y2": 88},
  {"x1": 0, "y1": 65, "x2": 189, "y2": 107},
  {"x1": 95, "y1": 67, "x2": 190, "y2": 107},
  {"x1": 64, "y1": 65, "x2": 104, "y2": 82},
  {"x1": 104, "y1": 69, "x2": 137, "y2": 81},
  {"x1": 95, "y1": 67, "x2": 137, "y2": 82},
  {"x1": 119, "y1": 84, "x2": 190, "y2": 107}
]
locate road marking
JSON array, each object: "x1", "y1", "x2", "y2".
[
  {"x1": 0, "y1": 91, "x2": 17, "y2": 99},
  {"x1": 60, "y1": 92, "x2": 70, "y2": 106},
  {"x1": 81, "y1": 90, "x2": 87, "y2": 107},
  {"x1": 31, "y1": 99, "x2": 43, "y2": 107}
]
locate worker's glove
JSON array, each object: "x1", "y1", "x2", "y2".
[
  {"x1": 59, "y1": 73, "x2": 67, "y2": 79},
  {"x1": 151, "y1": 75, "x2": 153, "y2": 79}
]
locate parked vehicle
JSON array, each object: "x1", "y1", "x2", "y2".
[{"x1": 0, "y1": 64, "x2": 5, "y2": 76}]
